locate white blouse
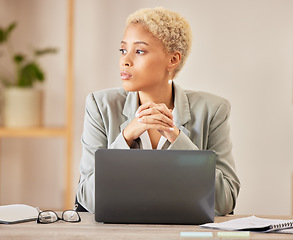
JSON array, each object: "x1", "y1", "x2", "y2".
[{"x1": 139, "y1": 130, "x2": 167, "y2": 150}]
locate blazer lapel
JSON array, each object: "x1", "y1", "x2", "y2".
[
  {"x1": 159, "y1": 84, "x2": 192, "y2": 150},
  {"x1": 120, "y1": 91, "x2": 139, "y2": 131},
  {"x1": 173, "y1": 83, "x2": 191, "y2": 137}
]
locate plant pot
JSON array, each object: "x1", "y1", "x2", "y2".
[{"x1": 3, "y1": 87, "x2": 43, "y2": 128}]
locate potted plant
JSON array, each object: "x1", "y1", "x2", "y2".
[{"x1": 0, "y1": 22, "x2": 57, "y2": 127}]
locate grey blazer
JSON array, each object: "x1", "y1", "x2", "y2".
[{"x1": 77, "y1": 83, "x2": 240, "y2": 215}]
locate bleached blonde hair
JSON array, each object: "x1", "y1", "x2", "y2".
[{"x1": 126, "y1": 7, "x2": 192, "y2": 78}]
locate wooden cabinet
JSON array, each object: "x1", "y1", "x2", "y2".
[{"x1": 0, "y1": 0, "x2": 75, "y2": 209}]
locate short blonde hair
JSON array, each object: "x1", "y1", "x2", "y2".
[{"x1": 126, "y1": 7, "x2": 192, "y2": 78}]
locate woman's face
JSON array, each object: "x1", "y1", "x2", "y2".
[{"x1": 120, "y1": 23, "x2": 170, "y2": 93}]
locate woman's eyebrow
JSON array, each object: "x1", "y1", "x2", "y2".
[
  {"x1": 134, "y1": 41, "x2": 149, "y2": 46},
  {"x1": 120, "y1": 40, "x2": 149, "y2": 46}
]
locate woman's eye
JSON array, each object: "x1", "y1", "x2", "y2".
[
  {"x1": 136, "y1": 50, "x2": 145, "y2": 54},
  {"x1": 119, "y1": 48, "x2": 127, "y2": 54}
]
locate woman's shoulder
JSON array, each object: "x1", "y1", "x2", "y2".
[
  {"x1": 185, "y1": 89, "x2": 230, "y2": 104},
  {"x1": 90, "y1": 87, "x2": 127, "y2": 101},
  {"x1": 85, "y1": 87, "x2": 128, "y2": 105},
  {"x1": 184, "y1": 89, "x2": 231, "y2": 118},
  {"x1": 181, "y1": 88, "x2": 231, "y2": 114},
  {"x1": 85, "y1": 87, "x2": 130, "y2": 112},
  {"x1": 175, "y1": 83, "x2": 230, "y2": 106}
]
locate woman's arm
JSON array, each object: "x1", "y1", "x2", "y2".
[
  {"x1": 168, "y1": 99, "x2": 240, "y2": 215},
  {"x1": 207, "y1": 100, "x2": 240, "y2": 216},
  {"x1": 76, "y1": 93, "x2": 130, "y2": 213}
]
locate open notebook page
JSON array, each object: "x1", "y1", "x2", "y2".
[{"x1": 0, "y1": 204, "x2": 38, "y2": 224}]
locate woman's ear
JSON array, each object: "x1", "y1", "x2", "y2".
[{"x1": 168, "y1": 51, "x2": 181, "y2": 72}]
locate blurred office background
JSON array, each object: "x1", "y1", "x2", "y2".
[{"x1": 0, "y1": 0, "x2": 292, "y2": 215}]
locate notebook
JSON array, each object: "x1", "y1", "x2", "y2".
[
  {"x1": 0, "y1": 204, "x2": 38, "y2": 224},
  {"x1": 95, "y1": 149, "x2": 216, "y2": 224},
  {"x1": 201, "y1": 216, "x2": 293, "y2": 234}
]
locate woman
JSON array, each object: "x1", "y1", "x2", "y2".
[{"x1": 77, "y1": 7, "x2": 240, "y2": 216}]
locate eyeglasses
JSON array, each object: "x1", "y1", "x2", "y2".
[{"x1": 37, "y1": 204, "x2": 81, "y2": 224}]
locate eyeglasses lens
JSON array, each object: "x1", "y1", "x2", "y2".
[
  {"x1": 39, "y1": 211, "x2": 58, "y2": 223},
  {"x1": 62, "y1": 210, "x2": 80, "y2": 222}
]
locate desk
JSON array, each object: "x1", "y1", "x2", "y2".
[{"x1": 0, "y1": 213, "x2": 293, "y2": 239}]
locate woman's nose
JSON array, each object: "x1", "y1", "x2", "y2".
[{"x1": 121, "y1": 55, "x2": 133, "y2": 67}]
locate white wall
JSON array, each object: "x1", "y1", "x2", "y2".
[{"x1": 1, "y1": 0, "x2": 293, "y2": 214}]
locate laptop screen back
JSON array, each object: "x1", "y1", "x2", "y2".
[{"x1": 95, "y1": 149, "x2": 216, "y2": 224}]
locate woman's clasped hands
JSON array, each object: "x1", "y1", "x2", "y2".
[{"x1": 123, "y1": 101, "x2": 180, "y2": 147}]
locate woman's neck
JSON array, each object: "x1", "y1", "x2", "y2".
[{"x1": 138, "y1": 83, "x2": 174, "y2": 109}]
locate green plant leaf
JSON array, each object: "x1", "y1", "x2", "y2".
[
  {"x1": 18, "y1": 62, "x2": 45, "y2": 87},
  {"x1": 0, "y1": 22, "x2": 17, "y2": 43},
  {"x1": 33, "y1": 62, "x2": 45, "y2": 81},
  {"x1": 6, "y1": 22, "x2": 17, "y2": 32},
  {"x1": 4, "y1": 22, "x2": 17, "y2": 41},
  {"x1": 18, "y1": 65, "x2": 33, "y2": 87},
  {"x1": 0, "y1": 21, "x2": 58, "y2": 87},
  {"x1": 14, "y1": 54, "x2": 25, "y2": 63},
  {"x1": 0, "y1": 29, "x2": 4, "y2": 43},
  {"x1": 34, "y1": 47, "x2": 58, "y2": 56}
]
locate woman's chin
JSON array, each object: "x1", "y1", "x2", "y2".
[{"x1": 122, "y1": 82, "x2": 138, "y2": 92}]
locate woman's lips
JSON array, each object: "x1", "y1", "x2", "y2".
[{"x1": 120, "y1": 71, "x2": 132, "y2": 80}]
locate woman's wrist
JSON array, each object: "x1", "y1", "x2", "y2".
[
  {"x1": 122, "y1": 129, "x2": 134, "y2": 147},
  {"x1": 168, "y1": 127, "x2": 180, "y2": 143}
]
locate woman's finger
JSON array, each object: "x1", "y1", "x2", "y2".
[
  {"x1": 136, "y1": 103, "x2": 173, "y2": 120},
  {"x1": 137, "y1": 107, "x2": 161, "y2": 117},
  {"x1": 135, "y1": 102, "x2": 157, "y2": 117},
  {"x1": 155, "y1": 103, "x2": 173, "y2": 119},
  {"x1": 138, "y1": 114, "x2": 174, "y2": 128}
]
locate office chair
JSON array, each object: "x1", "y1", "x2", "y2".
[
  {"x1": 75, "y1": 178, "x2": 88, "y2": 212},
  {"x1": 75, "y1": 196, "x2": 88, "y2": 212}
]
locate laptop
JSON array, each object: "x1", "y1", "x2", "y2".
[{"x1": 95, "y1": 149, "x2": 216, "y2": 225}]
